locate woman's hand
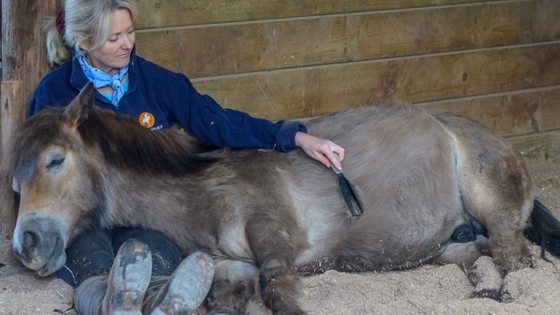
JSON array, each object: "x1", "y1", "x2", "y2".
[{"x1": 295, "y1": 132, "x2": 345, "y2": 171}]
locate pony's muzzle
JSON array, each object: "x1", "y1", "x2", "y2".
[{"x1": 12, "y1": 212, "x2": 68, "y2": 276}]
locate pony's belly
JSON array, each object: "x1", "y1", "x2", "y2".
[
  {"x1": 369, "y1": 240, "x2": 449, "y2": 269},
  {"x1": 296, "y1": 234, "x2": 455, "y2": 273},
  {"x1": 295, "y1": 204, "x2": 468, "y2": 271}
]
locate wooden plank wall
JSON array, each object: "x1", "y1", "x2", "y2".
[{"x1": 135, "y1": 0, "x2": 560, "y2": 161}]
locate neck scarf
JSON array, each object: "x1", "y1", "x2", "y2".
[{"x1": 77, "y1": 54, "x2": 128, "y2": 106}]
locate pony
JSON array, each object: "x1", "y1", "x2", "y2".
[{"x1": 4, "y1": 82, "x2": 560, "y2": 314}]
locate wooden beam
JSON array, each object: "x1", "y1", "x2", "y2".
[
  {"x1": 136, "y1": 0, "x2": 560, "y2": 78},
  {"x1": 0, "y1": 81, "x2": 23, "y2": 238},
  {"x1": 190, "y1": 43, "x2": 560, "y2": 121},
  {"x1": 420, "y1": 86, "x2": 560, "y2": 137},
  {"x1": 2, "y1": 1, "x2": 57, "y2": 85},
  {"x1": 135, "y1": 0, "x2": 499, "y2": 29},
  {"x1": 1, "y1": 81, "x2": 24, "y2": 156},
  {"x1": 1, "y1": 0, "x2": 61, "y2": 238},
  {"x1": 509, "y1": 129, "x2": 560, "y2": 163}
]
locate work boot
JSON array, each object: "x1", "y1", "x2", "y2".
[
  {"x1": 73, "y1": 275, "x2": 109, "y2": 315},
  {"x1": 145, "y1": 251, "x2": 215, "y2": 315},
  {"x1": 102, "y1": 239, "x2": 153, "y2": 315}
]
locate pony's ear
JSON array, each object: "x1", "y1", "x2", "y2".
[{"x1": 63, "y1": 81, "x2": 95, "y2": 127}]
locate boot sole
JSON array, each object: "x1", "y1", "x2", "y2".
[
  {"x1": 109, "y1": 239, "x2": 153, "y2": 315},
  {"x1": 151, "y1": 251, "x2": 214, "y2": 315}
]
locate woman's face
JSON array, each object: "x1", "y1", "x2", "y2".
[{"x1": 83, "y1": 9, "x2": 136, "y2": 75}]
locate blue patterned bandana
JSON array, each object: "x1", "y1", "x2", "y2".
[{"x1": 77, "y1": 54, "x2": 128, "y2": 106}]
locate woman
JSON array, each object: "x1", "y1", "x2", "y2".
[{"x1": 31, "y1": 0, "x2": 345, "y2": 314}]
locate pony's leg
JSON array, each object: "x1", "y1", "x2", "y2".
[
  {"x1": 434, "y1": 237, "x2": 503, "y2": 300},
  {"x1": 467, "y1": 256, "x2": 504, "y2": 301},
  {"x1": 432, "y1": 238, "x2": 488, "y2": 268},
  {"x1": 206, "y1": 260, "x2": 258, "y2": 314},
  {"x1": 458, "y1": 153, "x2": 534, "y2": 275},
  {"x1": 437, "y1": 113, "x2": 534, "y2": 275},
  {"x1": 245, "y1": 214, "x2": 307, "y2": 315}
]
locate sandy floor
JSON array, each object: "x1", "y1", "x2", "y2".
[{"x1": 1, "y1": 159, "x2": 559, "y2": 315}]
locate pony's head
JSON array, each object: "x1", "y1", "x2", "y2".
[
  {"x1": 8, "y1": 82, "x2": 105, "y2": 276},
  {"x1": 6, "y1": 82, "x2": 219, "y2": 276}
]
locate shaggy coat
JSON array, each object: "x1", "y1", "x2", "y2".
[{"x1": 5, "y1": 83, "x2": 560, "y2": 314}]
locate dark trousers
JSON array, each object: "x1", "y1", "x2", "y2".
[{"x1": 56, "y1": 227, "x2": 183, "y2": 287}]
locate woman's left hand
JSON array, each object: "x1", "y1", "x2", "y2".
[{"x1": 295, "y1": 132, "x2": 345, "y2": 171}]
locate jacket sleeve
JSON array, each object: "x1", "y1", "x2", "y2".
[{"x1": 169, "y1": 74, "x2": 307, "y2": 152}]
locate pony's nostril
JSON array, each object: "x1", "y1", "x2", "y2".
[{"x1": 23, "y1": 231, "x2": 38, "y2": 251}]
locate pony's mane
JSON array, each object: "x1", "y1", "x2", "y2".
[
  {"x1": 11, "y1": 106, "x2": 220, "y2": 177},
  {"x1": 79, "y1": 107, "x2": 221, "y2": 175},
  {"x1": 0, "y1": 106, "x2": 221, "y2": 235}
]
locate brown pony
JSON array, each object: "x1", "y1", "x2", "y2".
[{"x1": 4, "y1": 82, "x2": 560, "y2": 314}]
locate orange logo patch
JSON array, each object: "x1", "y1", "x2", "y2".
[{"x1": 139, "y1": 112, "x2": 155, "y2": 128}]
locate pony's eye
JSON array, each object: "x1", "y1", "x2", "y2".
[{"x1": 47, "y1": 157, "x2": 65, "y2": 169}]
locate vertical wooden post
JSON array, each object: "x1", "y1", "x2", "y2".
[
  {"x1": 1, "y1": 0, "x2": 61, "y2": 238},
  {"x1": 1, "y1": 81, "x2": 23, "y2": 238},
  {"x1": 1, "y1": 81, "x2": 23, "y2": 157}
]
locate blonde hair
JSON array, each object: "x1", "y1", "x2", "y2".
[{"x1": 44, "y1": 0, "x2": 138, "y2": 66}]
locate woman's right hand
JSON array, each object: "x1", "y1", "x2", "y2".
[{"x1": 295, "y1": 132, "x2": 345, "y2": 171}]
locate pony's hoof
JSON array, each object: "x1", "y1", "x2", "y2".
[{"x1": 470, "y1": 289, "x2": 503, "y2": 302}]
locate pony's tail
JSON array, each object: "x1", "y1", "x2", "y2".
[{"x1": 524, "y1": 199, "x2": 560, "y2": 259}]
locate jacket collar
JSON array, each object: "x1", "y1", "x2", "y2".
[{"x1": 69, "y1": 46, "x2": 138, "y2": 99}]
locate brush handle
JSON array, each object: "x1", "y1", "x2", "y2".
[
  {"x1": 330, "y1": 152, "x2": 343, "y2": 174},
  {"x1": 331, "y1": 153, "x2": 364, "y2": 216}
]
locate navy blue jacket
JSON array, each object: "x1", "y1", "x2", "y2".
[{"x1": 29, "y1": 48, "x2": 307, "y2": 152}]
